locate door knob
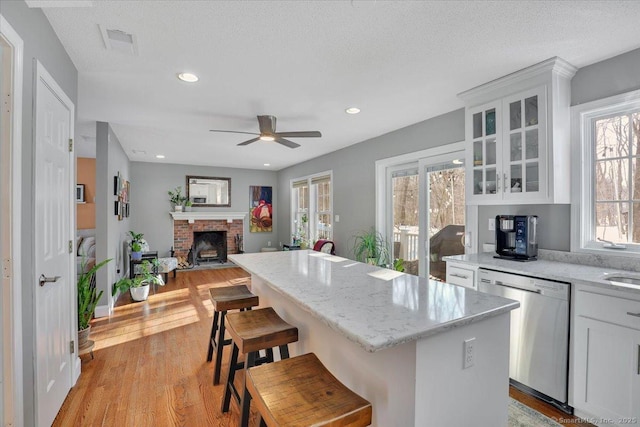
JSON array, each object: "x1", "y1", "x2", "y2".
[{"x1": 39, "y1": 274, "x2": 61, "y2": 287}]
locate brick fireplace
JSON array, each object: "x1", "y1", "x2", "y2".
[{"x1": 171, "y1": 212, "x2": 246, "y2": 262}]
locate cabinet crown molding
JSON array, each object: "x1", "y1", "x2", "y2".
[{"x1": 457, "y1": 57, "x2": 577, "y2": 105}]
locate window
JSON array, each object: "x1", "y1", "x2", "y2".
[
  {"x1": 291, "y1": 172, "x2": 332, "y2": 245},
  {"x1": 571, "y1": 90, "x2": 640, "y2": 254}
]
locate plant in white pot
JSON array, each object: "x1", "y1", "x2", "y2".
[
  {"x1": 77, "y1": 257, "x2": 112, "y2": 348},
  {"x1": 168, "y1": 186, "x2": 187, "y2": 212},
  {"x1": 352, "y1": 228, "x2": 390, "y2": 266},
  {"x1": 112, "y1": 260, "x2": 163, "y2": 302}
]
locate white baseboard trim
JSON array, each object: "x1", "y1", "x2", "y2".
[
  {"x1": 94, "y1": 302, "x2": 112, "y2": 318},
  {"x1": 73, "y1": 356, "x2": 81, "y2": 384}
]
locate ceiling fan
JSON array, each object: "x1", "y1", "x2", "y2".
[{"x1": 209, "y1": 115, "x2": 321, "y2": 149}]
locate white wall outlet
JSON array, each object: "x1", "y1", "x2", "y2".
[
  {"x1": 463, "y1": 338, "x2": 475, "y2": 369},
  {"x1": 335, "y1": 214, "x2": 340, "y2": 223},
  {"x1": 268, "y1": 241, "x2": 271, "y2": 247},
  {"x1": 488, "y1": 218, "x2": 495, "y2": 231}
]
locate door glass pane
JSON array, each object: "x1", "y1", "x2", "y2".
[
  {"x1": 595, "y1": 202, "x2": 629, "y2": 243},
  {"x1": 510, "y1": 100, "x2": 521, "y2": 131},
  {"x1": 525, "y1": 129, "x2": 539, "y2": 159},
  {"x1": 486, "y1": 109, "x2": 496, "y2": 136},
  {"x1": 525, "y1": 96, "x2": 538, "y2": 126},
  {"x1": 473, "y1": 112, "x2": 482, "y2": 139},
  {"x1": 473, "y1": 140, "x2": 483, "y2": 166},
  {"x1": 510, "y1": 164, "x2": 522, "y2": 193},
  {"x1": 510, "y1": 133, "x2": 522, "y2": 161},
  {"x1": 486, "y1": 168, "x2": 497, "y2": 194},
  {"x1": 392, "y1": 173, "x2": 419, "y2": 274},
  {"x1": 486, "y1": 138, "x2": 496, "y2": 165},
  {"x1": 473, "y1": 170, "x2": 482, "y2": 195},
  {"x1": 526, "y1": 163, "x2": 539, "y2": 192},
  {"x1": 427, "y1": 167, "x2": 465, "y2": 281}
]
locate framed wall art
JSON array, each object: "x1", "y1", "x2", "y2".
[{"x1": 249, "y1": 185, "x2": 272, "y2": 233}]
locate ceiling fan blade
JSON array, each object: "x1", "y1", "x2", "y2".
[
  {"x1": 275, "y1": 131, "x2": 322, "y2": 138},
  {"x1": 275, "y1": 137, "x2": 300, "y2": 149},
  {"x1": 237, "y1": 137, "x2": 261, "y2": 146},
  {"x1": 209, "y1": 129, "x2": 259, "y2": 136},
  {"x1": 257, "y1": 115, "x2": 276, "y2": 134}
]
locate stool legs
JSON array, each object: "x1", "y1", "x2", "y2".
[
  {"x1": 221, "y1": 343, "x2": 240, "y2": 413},
  {"x1": 206, "y1": 310, "x2": 219, "y2": 362},
  {"x1": 206, "y1": 309, "x2": 229, "y2": 385}
]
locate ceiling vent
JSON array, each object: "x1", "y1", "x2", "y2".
[
  {"x1": 99, "y1": 25, "x2": 138, "y2": 55},
  {"x1": 131, "y1": 149, "x2": 147, "y2": 155}
]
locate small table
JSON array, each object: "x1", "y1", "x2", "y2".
[{"x1": 129, "y1": 251, "x2": 158, "y2": 279}]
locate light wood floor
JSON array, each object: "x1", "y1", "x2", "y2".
[{"x1": 55, "y1": 267, "x2": 593, "y2": 426}]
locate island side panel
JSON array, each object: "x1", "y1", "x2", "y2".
[
  {"x1": 415, "y1": 312, "x2": 511, "y2": 426},
  {"x1": 251, "y1": 274, "x2": 417, "y2": 427}
]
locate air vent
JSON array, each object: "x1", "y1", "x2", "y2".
[
  {"x1": 131, "y1": 149, "x2": 147, "y2": 155},
  {"x1": 99, "y1": 25, "x2": 138, "y2": 55}
]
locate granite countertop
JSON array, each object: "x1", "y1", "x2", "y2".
[
  {"x1": 228, "y1": 250, "x2": 519, "y2": 353},
  {"x1": 444, "y1": 253, "x2": 640, "y2": 295}
]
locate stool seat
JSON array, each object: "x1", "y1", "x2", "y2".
[
  {"x1": 209, "y1": 285, "x2": 258, "y2": 312},
  {"x1": 225, "y1": 307, "x2": 298, "y2": 354},
  {"x1": 247, "y1": 353, "x2": 372, "y2": 427}
]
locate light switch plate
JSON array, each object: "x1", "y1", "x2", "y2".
[{"x1": 488, "y1": 218, "x2": 495, "y2": 231}]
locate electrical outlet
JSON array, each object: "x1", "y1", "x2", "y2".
[
  {"x1": 268, "y1": 241, "x2": 271, "y2": 247},
  {"x1": 488, "y1": 218, "x2": 495, "y2": 231},
  {"x1": 463, "y1": 338, "x2": 475, "y2": 369},
  {"x1": 335, "y1": 214, "x2": 340, "y2": 223}
]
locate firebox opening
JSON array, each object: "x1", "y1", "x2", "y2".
[{"x1": 192, "y1": 231, "x2": 227, "y2": 265}]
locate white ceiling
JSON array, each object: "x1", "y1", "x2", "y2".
[{"x1": 36, "y1": 0, "x2": 640, "y2": 170}]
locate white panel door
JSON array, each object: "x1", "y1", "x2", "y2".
[{"x1": 34, "y1": 62, "x2": 74, "y2": 427}]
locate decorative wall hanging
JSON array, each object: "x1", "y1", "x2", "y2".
[
  {"x1": 249, "y1": 185, "x2": 272, "y2": 233},
  {"x1": 113, "y1": 172, "x2": 130, "y2": 220}
]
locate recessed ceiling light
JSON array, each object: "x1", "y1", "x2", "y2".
[
  {"x1": 345, "y1": 107, "x2": 360, "y2": 115},
  {"x1": 452, "y1": 159, "x2": 464, "y2": 165},
  {"x1": 259, "y1": 135, "x2": 275, "y2": 141},
  {"x1": 177, "y1": 72, "x2": 199, "y2": 83},
  {"x1": 156, "y1": 154, "x2": 165, "y2": 159},
  {"x1": 264, "y1": 163, "x2": 271, "y2": 167}
]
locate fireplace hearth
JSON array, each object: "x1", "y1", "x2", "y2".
[{"x1": 192, "y1": 231, "x2": 227, "y2": 264}]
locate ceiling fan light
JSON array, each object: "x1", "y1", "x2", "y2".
[
  {"x1": 177, "y1": 72, "x2": 199, "y2": 83},
  {"x1": 156, "y1": 154, "x2": 165, "y2": 159},
  {"x1": 259, "y1": 135, "x2": 275, "y2": 141},
  {"x1": 345, "y1": 107, "x2": 360, "y2": 115}
]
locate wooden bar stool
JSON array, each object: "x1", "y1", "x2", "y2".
[
  {"x1": 206, "y1": 285, "x2": 259, "y2": 385},
  {"x1": 221, "y1": 307, "x2": 298, "y2": 427},
  {"x1": 246, "y1": 352, "x2": 372, "y2": 427}
]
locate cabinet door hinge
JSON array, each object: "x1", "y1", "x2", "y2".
[
  {"x1": 2, "y1": 258, "x2": 11, "y2": 279},
  {"x1": 69, "y1": 138, "x2": 73, "y2": 152},
  {"x1": 69, "y1": 240, "x2": 73, "y2": 254},
  {"x1": 70, "y1": 340, "x2": 75, "y2": 354}
]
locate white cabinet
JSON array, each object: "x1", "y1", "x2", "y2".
[
  {"x1": 445, "y1": 261, "x2": 477, "y2": 290},
  {"x1": 572, "y1": 286, "x2": 640, "y2": 426},
  {"x1": 459, "y1": 57, "x2": 576, "y2": 205}
]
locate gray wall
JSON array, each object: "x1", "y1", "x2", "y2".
[
  {"x1": 276, "y1": 109, "x2": 465, "y2": 257},
  {"x1": 130, "y1": 162, "x2": 277, "y2": 254},
  {"x1": 96, "y1": 122, "x2": 131, "y2": 308},
  {"x1": 1, "y1": 2, "x2": 78, "y2": 426}
]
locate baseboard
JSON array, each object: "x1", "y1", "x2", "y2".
[
  {"x1": 94, "y1": 302, "x2": 112, "y2": 318},
  {"x1": 73, "y1": 356, "x2": 81, "y2": 384}
]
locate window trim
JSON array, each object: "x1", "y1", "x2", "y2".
[
  {"x1": 570, "y1": 88, "x2": 640, "y2": 256},
  {"x1": 290, "y1": 170, "x2": 333, "y2": 244}
]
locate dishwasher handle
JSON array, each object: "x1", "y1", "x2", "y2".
[{"x1": 488, "y1": 279, "x2": 542, "y2": 295}]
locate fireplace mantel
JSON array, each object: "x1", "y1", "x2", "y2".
[{"x1": 170, "y1": 211, "x2": 246, "y2": 224}]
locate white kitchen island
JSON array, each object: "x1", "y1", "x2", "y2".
[{"x1": 229, "y1": 250, "x2": 519, "y2": 427}]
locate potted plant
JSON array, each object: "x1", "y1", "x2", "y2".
[
  {"x1": 128, "y1": 230, "x2": 144, "y2": 261},
  {"x1": 352, "y1": 228, "x2": 390, "y2": 266},
  {"x1": 77, "y1": 257, "x2": 112, "y2": 348},
  {"x1": 168, "y1": 186, "x2": 187, "y2": 212},
  {"x1": 112, "y1": 259, "x2": 163, "y2": 302},
  {"x1": 184, "y1": 200, "x2": 193, "y2": 212}
]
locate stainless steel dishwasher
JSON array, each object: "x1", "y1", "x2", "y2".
[{"x1": 478, "y1": 268, "x2": 571, "y2": 412}]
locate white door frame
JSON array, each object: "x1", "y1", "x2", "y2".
[
  {"x1": 33, "y1": 59, "x2": 77, "y2": 425},
  {"x1": 0, "y1": 14, "x2": 24, "y2": 427},
  {"x1": 375, "y1": 142, "x2": 477, "y2": 276}
]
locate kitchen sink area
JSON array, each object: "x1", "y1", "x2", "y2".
[{"x1": 602, "y1": 273, "x2": 640, "y2": 289}]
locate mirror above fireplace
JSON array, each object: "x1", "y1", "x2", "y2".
[{"x1": 186, "y1": 175, "x2": 231, "y2": 207}]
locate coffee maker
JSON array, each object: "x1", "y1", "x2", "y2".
[{"x1": 495, "y1": 215, "x2": 538, "y2": 261}]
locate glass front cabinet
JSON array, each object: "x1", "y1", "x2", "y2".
[{"x1": 460, "y1": 57, "x2": 576, "y2": 205}]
